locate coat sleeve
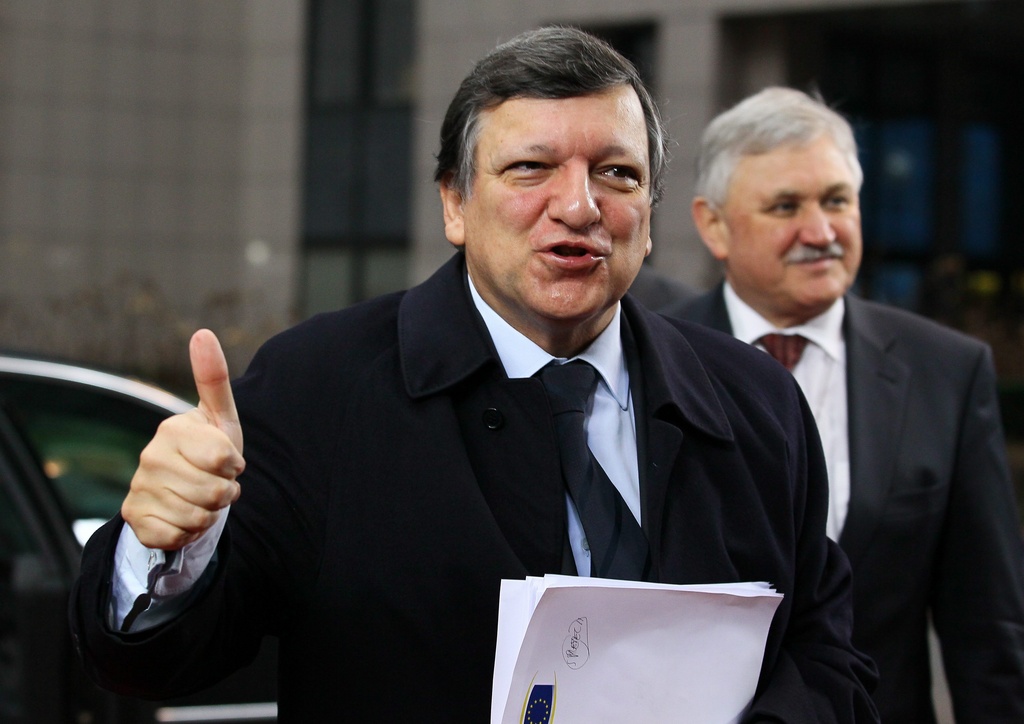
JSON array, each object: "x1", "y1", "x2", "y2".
[
  {"x1": 931, "y1": 345, "x2": 1024, "y2": 721},
  {"x1": 68, "y1": 326, "x2": 337, "y2": 700},
  {"x1": 68, "y1": 513, "x2": 268, "y2": 699},
  {"x1": 745, "y1": 389, "x2": 880, "y2": 723}
]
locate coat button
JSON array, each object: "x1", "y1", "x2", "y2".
[{"x1": 482, "y1": 408, "x2": 504, "y2": 429}]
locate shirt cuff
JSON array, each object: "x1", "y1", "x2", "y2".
[{"x1": 111, "y1": 507, "x2": 229, "y2": 631}]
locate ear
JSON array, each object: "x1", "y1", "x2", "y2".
[
  {"x1": 644, "y1": 234, "x2": 652, "y2": 258},
  {"x1": 691, "y1": 197, "x2": 730, "y2": 261},
  {"x1": 439, "y1": 180, "x2": 466, "y2": 247}
]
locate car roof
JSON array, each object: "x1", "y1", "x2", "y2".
[{"x1": 0, "y1": 352, "x2": 194, "y2": 415}]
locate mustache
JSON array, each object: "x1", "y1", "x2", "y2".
[{"x1": 784, "y1": 242, "x2": 845, "y2": 264}]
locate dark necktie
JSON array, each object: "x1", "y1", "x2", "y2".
[
  {"x1": 539, "y1": 361, "x2": 650, "y2": 580},
  {"x1": 757, "y1": 333, "x2": 809, "y2": 371}
]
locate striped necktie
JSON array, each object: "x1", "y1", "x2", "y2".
[{"x1": 757, "y1": 333, "x2": 809, "y2": 371}]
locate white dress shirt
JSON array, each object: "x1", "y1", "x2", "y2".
[{"x1": 723, "y1": 283, "x2": 850, "y2": 541}]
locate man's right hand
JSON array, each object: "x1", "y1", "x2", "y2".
[{"x1": 121, "y1": 329, "x2": 245, "y2": 551}]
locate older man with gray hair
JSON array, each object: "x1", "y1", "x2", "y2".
[{"x1": 667, "y1": 86, "x2": 1024, "y2": 722}]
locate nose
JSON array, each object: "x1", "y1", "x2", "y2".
[
  {"x1": 547, "y1": 164, "x2": 600, "y2": 230},
  {"x1": 797, "y1": 204, "x2": 837, "y2": 245}
]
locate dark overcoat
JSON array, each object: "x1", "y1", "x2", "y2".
[{"x1": 72, "y1": 255, "x2": 878, "y2": 722}]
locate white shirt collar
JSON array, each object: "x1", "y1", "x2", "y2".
[
  {"x1": 723, "y1": 281, "x2": 845, "y2": 362},
  {"x1": 467, "y1": 273, "x2": 630, "y2": 410}
]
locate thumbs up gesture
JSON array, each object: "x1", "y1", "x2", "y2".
[{"x1": 122, "y1": 330, "x2": 245, "y2": 550}]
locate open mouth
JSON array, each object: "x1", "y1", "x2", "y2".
[{"x1": 551, "y1": 245, "x2": 590, "y2": 257}]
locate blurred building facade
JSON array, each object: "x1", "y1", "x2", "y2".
[
  {"x1": 2, "y1": 0, "x2": 1023, "y2": 399},
  {"x1": 0, "y1": 1, "x2": 304, "y2": 382}
]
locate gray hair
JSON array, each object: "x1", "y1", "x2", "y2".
[
  {"x1": 434, "y1": 25, "x2": 670, "y2": 205},
  {"x1": 696, "y1": 87, "x2": 863, "y2": 207}
]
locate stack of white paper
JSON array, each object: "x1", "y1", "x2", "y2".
[{"x1": 492, "y1": 575, "x2": 782, "y2": 724}]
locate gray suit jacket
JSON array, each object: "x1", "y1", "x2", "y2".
[{"x1": 667, "y1": 285, "x2": 1024, "y2": 722}]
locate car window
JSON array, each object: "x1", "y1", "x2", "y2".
[{"x1": 0, "y1": 376, "x2": 169, "y2": 546}]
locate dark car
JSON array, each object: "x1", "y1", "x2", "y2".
[{"x1": 0, "y1": 353, "x2": 277, "y2": 723}]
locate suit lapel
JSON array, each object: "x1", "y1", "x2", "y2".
[{"x1": 837, "y1": 297, "x2": 911, "y2": 563}]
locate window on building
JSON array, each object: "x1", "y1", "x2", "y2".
[{"x1": 301, "y1": 0, "x2": 416, "y2": 316}]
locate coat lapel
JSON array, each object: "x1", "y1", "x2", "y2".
[
  {"x1": 453, "y1": 374, "x2": 568, "y2": 575},
  {"x1": 837, "y1": 297, "x2": 911, "y2": 564},
  {"x1": 398, "y1": 254, "x2": 566, "y2": 574},
  {"x1": 621, "y1": 297, "x2": 734, "y2": 579}
]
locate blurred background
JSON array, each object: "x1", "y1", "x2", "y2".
[{"x1": 4, "y1": 0, "x2": 1024, "y2": 392}]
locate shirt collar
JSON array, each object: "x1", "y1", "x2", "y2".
[
  {"x1": 467, "y1": 273, "x2": 630, "y2": 410},
  {"x1": 723, "y1": 281, "x2": 845, "y2": 362}
]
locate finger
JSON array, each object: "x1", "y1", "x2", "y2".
[
  {"x1": 128, "y1": 477, "x2": 232, "y2": 529},
  {"x1": 139, "y1": 421, "x2": 243, "y2": 503},
  {"x1": 124, "y1": 423, "x2": 241, "y2": 551},
  {"x1": 123, "y1": 512, "x2": 200, "y2": 551},
  {"x1": 189, "y1": 329, "x2": 244, "y2": 455},
  {"x1": 170, "y1": 410, "x2": 245, "y2": 480},
  {"x1": 123, "y1": 502, "x2": 224, "y2": 551}
]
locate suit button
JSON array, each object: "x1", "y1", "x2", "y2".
[{"x1": 482, "y1": 408, "x2": 504, "y2": 429}]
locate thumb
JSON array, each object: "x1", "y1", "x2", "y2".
[{"x1": 190, "y1": 329, "x2": 244, "y2": 455}]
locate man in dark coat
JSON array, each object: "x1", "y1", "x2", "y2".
[
  {"x1": 664, "y1": 86, "x2": 1024, "y2": 722},
  {"x1": 70, "y1": 29, "x2": 877, "y2": 722}
]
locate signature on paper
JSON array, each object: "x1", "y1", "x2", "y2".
[{"x1": 562, "y1": 616, "x2": 589, "y2": 670}]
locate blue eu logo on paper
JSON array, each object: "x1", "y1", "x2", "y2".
[{"x1": 522, "y1": 682, "x2": 554, "y2": 724}]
